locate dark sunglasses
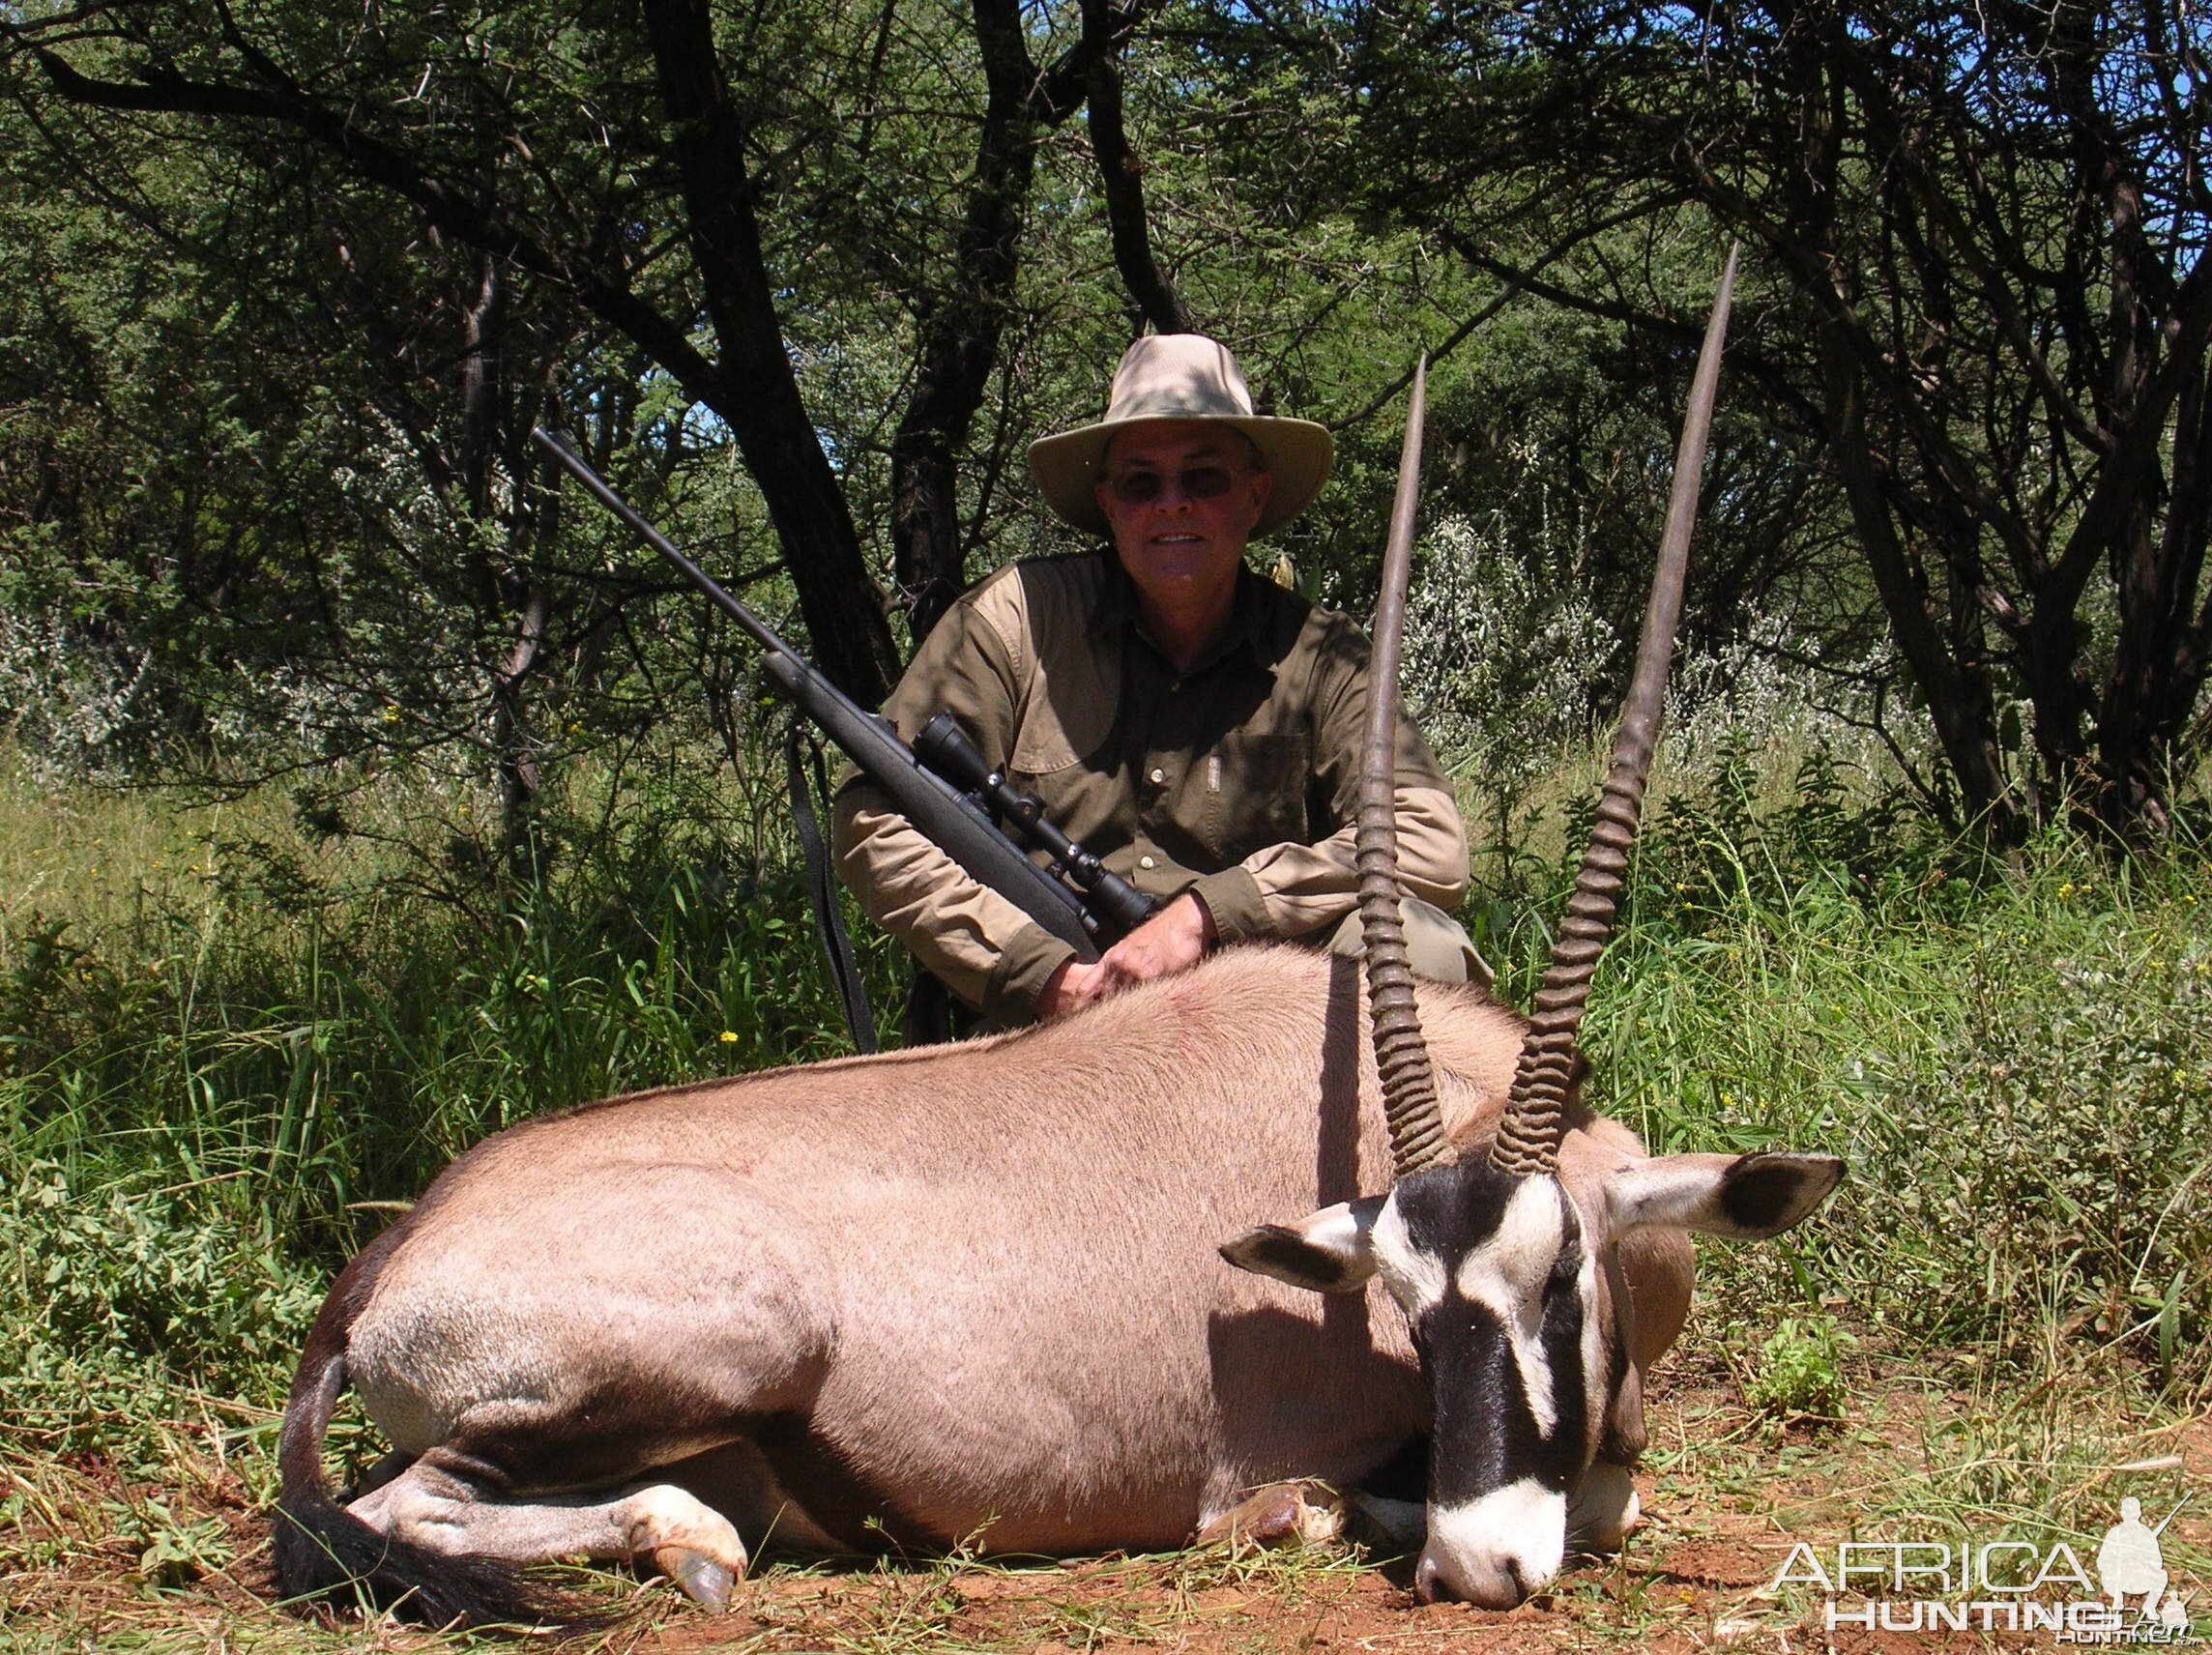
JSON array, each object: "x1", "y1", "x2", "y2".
[{"x1": 1104, "y1": 464, "x2": 1241, "y2": 505}]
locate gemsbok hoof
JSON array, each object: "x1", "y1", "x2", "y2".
[
  {"x1": 654, "y1": 1547, "x2": 736, "y2": 1612},
  {"x1": 1196, "y1": 1480, "x2": 1349, "y2": 1551}
]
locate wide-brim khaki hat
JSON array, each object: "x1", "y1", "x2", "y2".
[{"x1": 1028, "y1": 334, "x2": 1332, "y2": 538}]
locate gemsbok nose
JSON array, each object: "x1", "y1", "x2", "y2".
[
  {"x1": 1415, "y1": 1549, "x2": 1523, "y2": 1609},
  {"x1": 1412, "y1": 1480, "x2": 1569, "y2": 1607}
]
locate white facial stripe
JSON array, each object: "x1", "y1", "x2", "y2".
[
  {"x1": 1370, "y1": 1196, "x2": 1446, "y2": 1315},
  {"x1": 1453, "y1": 1178, "x2": 1566, "y2": 1310},
  {"x1": 1424, "y1": 1478, "x2": 1568, "y2": 1602},
  {"x1": 1452, "y1": 1180, "x2": 1571, "y2": 1437},
  {"x1": 1503, "y1": 1317, "x2": 1557, "y2": 1437},
  {"x1": 1577, "y1": 1233, "x2": 1605, "y2": 1448}
]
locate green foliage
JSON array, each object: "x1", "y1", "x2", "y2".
[
  {"x1": 9, "y1": 1159, "x2": 322, "y2": 1379},
  {"x1": 1329, "y1": 0, "x2": 2212, "y2": 837},
  {"x1": 117, "y1": 1494, "x2": 232, "y2": 1589},
  {"x1": 0, "y1": 750, "x2": 904, "y2": 1469},
  {"x1": 1744, "y1": 1315, "x2": 1857, "y2": 1418},
  {"x1": 1483, "y1": 740, "x2": 2210, "y2": 1389},
  {"x1": 1894, "y1": 875, "x2": 2212, "y2": 1379}
]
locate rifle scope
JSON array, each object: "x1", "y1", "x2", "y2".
[{"x1": 914, "y1": 714, "x2": 1160, "y2": 939}]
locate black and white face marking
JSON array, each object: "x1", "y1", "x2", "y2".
[
  {"x1": 1369, "y1": 1164, "x2": 1605, "y2": 1609},
  {"x1": 1218, "y1": 1150, "x2": 1846, "y2": 1607}
]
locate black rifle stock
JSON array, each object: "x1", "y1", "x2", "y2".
[{"x1": 532, "y1": 427, "x2": 1112, "y2": 961}]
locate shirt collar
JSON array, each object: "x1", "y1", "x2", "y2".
[{"x1": 1090, "y1": 552, "x2": 1275, "y2": 673}]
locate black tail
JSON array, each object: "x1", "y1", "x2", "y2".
[{"x1": 272, "y1": 1247, "x2": 595, "y2": 1631}]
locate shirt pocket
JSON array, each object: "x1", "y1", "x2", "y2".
[
  {"x1": 1005, "y1": 648, "x2": 1123, "y2": 853},
  {"x1": 1009, "y1": 639, "x2": 1119, "y2": 777},
  {"x1": 1206, "y1": 729, "x2": 1312, "y2": 862}
]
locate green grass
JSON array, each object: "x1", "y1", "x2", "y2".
[
  {"x1": 1614, "y1": 835, "x2": 2209, "y2": 1396},
  {"x1": 2, "y1": 737, "x2": 2207, "y2": 1650},
  {"x1": 1, "y1": 748, "x2": 904, "y2": 1491},
  {"x1": 1459, "y1": 732, "x2": 2212, "y2": 1400}
]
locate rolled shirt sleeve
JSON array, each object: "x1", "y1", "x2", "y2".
[{"x1": 831, "y1": 576, "x2": 1078, "y2": 1025}]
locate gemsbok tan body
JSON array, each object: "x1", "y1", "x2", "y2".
[
  {"x1": 275, "y1": 253, "x2": 1844, "y2": 1625},
  {"x1": 276, "y1": 944, "x2": 1834, "y2": 1623}
]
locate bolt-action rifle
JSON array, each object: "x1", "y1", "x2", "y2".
[{"x1": 532, "y1": 428, "x2": 1157, "y2": 962}]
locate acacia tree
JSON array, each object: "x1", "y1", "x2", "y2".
[
  {"x1": 1327, "y1": 0, "x2": 2212, "y2": 839},
  {"x1": 0, "y1": 60, "x2": 704, "y2": 872},
  {"x1": 2, "y1": 0, "x2": 1207, "y2": 691},
  {"x1": 880, "y1": 0, "x2": 1183, "y2": 637},
  {"x1": 7, "y1": 1, "x2": 902, "y2": 702}
]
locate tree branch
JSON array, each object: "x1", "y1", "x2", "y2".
[
  {"x1": 22, "y1": 44, "x2": 727, "y2": 404},
  {"x1": 1080, "y1": 0, "x2": 1189, "y2": 334},
  {"x1": 888, "y1": 0, "x2": 1052, "y2": 637},
  {"x1": 1331, "y1": 200, "x2": 1679, "y2": 431},
  {"x1": 1435, "y1": 225, "x2": 1827, "y2": 435},
  {"x1": 638, "y1": 0, "x2": 900, "y2": 700}
]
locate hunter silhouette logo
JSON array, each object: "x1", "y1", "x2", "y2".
[
  {"x1": 1767, "y1": 1495, "x2": 2198, "y2": 1641},
  {"x1": 2097, "y1": 1498, "x2": 2195, "y2": 1633}
]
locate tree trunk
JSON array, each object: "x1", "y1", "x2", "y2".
[
  {"x1": 1081, "y1": 0, "x2": 1191, "y2": 335},
  {"x1": 1823, "y1": 328, "x2": 2019, "y2": 840},
  {"x1": 889, "y1": 0, "x2": 1043, "y2": 641},
  {"x1": 2095, "y1": 329, "x2": 2212, "y2": 839},
  {"x1": 639, "y1": 0, "x2": 902, "y2": 706}
]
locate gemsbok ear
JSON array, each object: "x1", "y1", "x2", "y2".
[
  {"x1": 1605, "y1": 1152, "x2": 1845, "y2": 1240},
  {"x1": 1218, "y1": 1197, "x2": 1386, "y2": 1293}
]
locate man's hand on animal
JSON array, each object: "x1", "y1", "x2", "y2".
[{"x1": 1036, "y1": 891, "x2": 1218, "y2": 1020}]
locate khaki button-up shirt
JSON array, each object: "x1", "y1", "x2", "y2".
[{"x1": 832, "y1": 552, "x2": 1469, "y2": 1024}]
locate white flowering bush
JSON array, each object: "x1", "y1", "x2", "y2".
[
  {"x1": 1662, "y1": 614, "x2": 1922, "y2": 784},
  {"x1": 0, "y1": 610, "x2": 157, "y2": 780},
  {"x1": 1403, "y1": 510, "x2": 1619, "y2": 800},
  {"x1": 1407, "y1": 509, "x2": 1937, "y2": 828}
]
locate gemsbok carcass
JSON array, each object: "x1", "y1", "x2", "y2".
[{"x1": 274, "y1": 254, "x2": 1843, "y2": 1625}]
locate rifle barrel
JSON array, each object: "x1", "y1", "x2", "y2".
[
  {"x1": 531, "y1": 426, "x2": 1105, "y2": 963},
  {"x1": 534, "y1": 429, "x2": 791, "y2": 663}
]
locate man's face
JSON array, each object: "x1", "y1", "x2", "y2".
[{"x1": 1094, "y1": 422, "x2": 1273, "y2": 617}]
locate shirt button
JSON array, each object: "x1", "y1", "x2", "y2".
[
  {"x1": 1139, "y1": 855, "x2": 1156, "y2": 870},
  {"x1": 1149, "y1": 767, "x2": 1166, "y2": 784}
]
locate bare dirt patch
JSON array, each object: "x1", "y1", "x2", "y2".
[{"x1": 5, "y1": 1385, "x2": 2205, "y2": 1654}]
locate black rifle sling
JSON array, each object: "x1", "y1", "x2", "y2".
[{"x1": 785, "y1": 724, "x2": 879, "y2": 1054}]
